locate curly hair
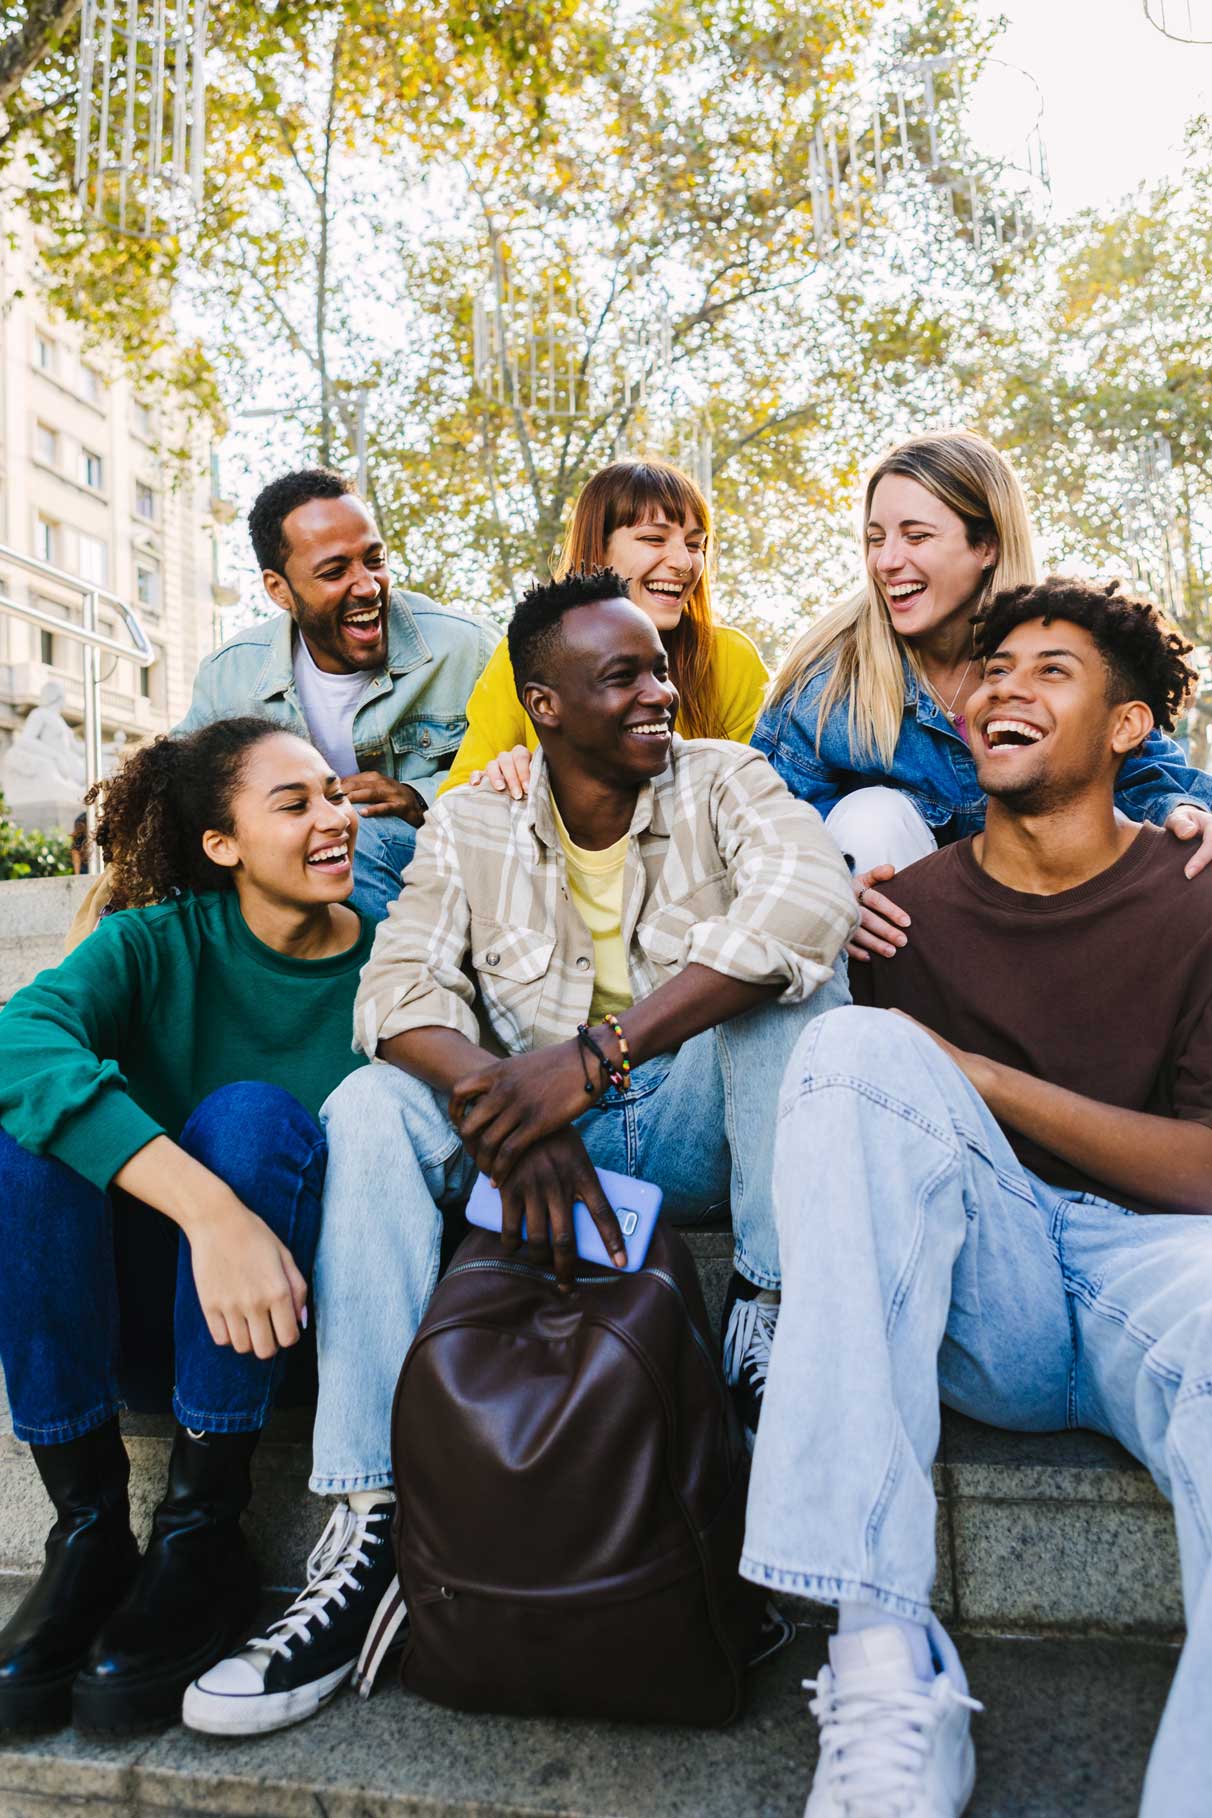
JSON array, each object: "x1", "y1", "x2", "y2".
[
  {"x1": 507, "y1": 567, "x2": 632, "y2": 691},
  {"x1": 87, "y1": 718, "x2": 286, "y2": 910},
  {"x1": 974, "y1": 578, "x2": 1199, "y2": 733},
  {"x1": 248, "y1": 467, "x2": 356, "y2": 575}
]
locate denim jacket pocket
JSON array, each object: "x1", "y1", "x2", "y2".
[{"x1": 391, "y1": 717, "x2": 467, "y2": 769}]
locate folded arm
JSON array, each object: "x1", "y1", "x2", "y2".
[{"x1": 901, "y1": 1013, "x2": 1212, "y2": 1216}]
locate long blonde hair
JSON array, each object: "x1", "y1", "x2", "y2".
[
  {"x1": 769, "y1": 430, "x2": 1037, "y2": 766},
  {"x1": 553, "y1": 459, "x2": 722, "y2": 740}
]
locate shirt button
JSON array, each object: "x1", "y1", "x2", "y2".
[
  {"x1": 485, "y1": 950, "x2": 500, "y2": 967},
  {"x1": 420, "y1": 729, "x2": 431, "y2": 747},
  {"x1": 576, "y1": 956, "x2": 590, "y2": 971}
]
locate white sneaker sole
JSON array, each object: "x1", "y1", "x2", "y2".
[{"x1": 181, "y1": 1660, "x2": 353, "y2": 1736}]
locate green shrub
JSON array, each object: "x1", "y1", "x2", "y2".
[{"x1": 0, "y1": 793, "x2": 75, "y2": 880}]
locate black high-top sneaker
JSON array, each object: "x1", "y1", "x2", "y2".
[
  {"x1": 0, "y1": 1418, "x2": 138, "y2": 1732},
  {"x1": 183, "y1": 1496, "x2": 400, "y2": 1736},
  {"x1": 72, "y1": 1425, "x2": 261, "y2": 1734},
  {"x1": 720, "y1": 1272, "x2": 780, "y2": 1453}
]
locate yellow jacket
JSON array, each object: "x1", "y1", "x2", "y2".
[{"x1": 441, "y1": 624, "x2": 769, "y2": 796}]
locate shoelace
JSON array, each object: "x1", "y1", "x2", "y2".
[
  {"x1": 803, "y1": 1671, "x2": 983, "y2": 1818},
  {"x1": 721, "y1": 1296, "x2": 777, "y2": 1393},
  {"x1": 242, "y1": 1503, "x2": 390, "y2": 1663}
]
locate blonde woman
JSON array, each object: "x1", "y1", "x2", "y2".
[
  {"x1": 441, "y1": 458, "x2": 767, "y2": 798},
  {"x1": 754, "y1": 429, "x2": 1212, "y2": 959}
]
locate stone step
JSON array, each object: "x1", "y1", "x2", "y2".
[
  {"x1": 0, "y1": 1231, "x2": 1181, "y2": 1642},
  {"x1": 0, "y1": 874, "x2": 91, "y2": 1003},
  {"x1": 0, "y1": 1576, "x2": 1179, "y2": 1818}
]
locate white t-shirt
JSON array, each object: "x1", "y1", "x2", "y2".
[{"x1": 292, "y1": 633, "x2": 369, "y2": 779}]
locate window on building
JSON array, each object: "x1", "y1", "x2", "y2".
[
  {"x1": 35, "y1": 516, "x2": 57, "y2": 564},
  {"x1": 33, "y1": 594, "x2": 71, "y2": 670},
  {"x1": 76, "y1": 532, "x2": 108, "y2": 585},
  {"x1": 34, "y1": 423, "x2": 58, "y2": 466},
  {"x1": 140, "y1": 644, "x2": 166, "y2": 709},
  {"x1": 80, "y1": 449, "x2": 105, "y2": 491},
  {"x1": 79, "y1": 364, "x2": 104, "y2": 405},
  {"x1": 135, "y1": 562, "x2": 159, "y2": 611},
  {"x1": 34, "y1": 333, "x2": 55, "y2": 373},
  {"x1": 135, "y1": 481, "x2": 156, "y2": 521},
  {"x1": 133, "y1": 400, "x2": 154, "y2": 440}
]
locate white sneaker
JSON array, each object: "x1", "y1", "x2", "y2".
[
  {"x1": 182, "y1": 1500, "x2": 400, "y2": 1737},
  {"x1": 803, "y1": 1616, "x2": 980, "y2": 1818}
]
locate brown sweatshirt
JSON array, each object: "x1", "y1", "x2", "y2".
[{"x1": 851, "y1": 824, "x2": 1212, "y2": 1210}]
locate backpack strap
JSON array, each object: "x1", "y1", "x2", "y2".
[{"x1": 353, "y1": 1577, "x2": 409, "y2": 1699}]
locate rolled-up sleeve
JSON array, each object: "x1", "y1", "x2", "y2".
[
  {"x1": 683, "y1": 750, "x2": 858, "y2": 1000},
  {"x1": 353, "y1": 810, "x2": 480, "y2": 1055}
]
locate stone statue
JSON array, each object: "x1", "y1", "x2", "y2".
[
  {"x1": 0, "y1": 682, "x2": 88, "y2": 832},
  {"x1": 103, "y1": 727, "x2": 128, "y2": 776}
]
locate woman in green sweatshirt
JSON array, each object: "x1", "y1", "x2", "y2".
[{"x1": 0, "y1": 715, "x2": 372, "y2": 1736}]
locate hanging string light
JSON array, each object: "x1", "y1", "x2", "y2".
[
  {"x1": 75, "y1": 0, "x2": 208, "y2": 239},
  {"x1": 807, "y1": 54, "x2": 1050, "y2": 263},
  {"x1": 1143, "y1": 1, "x2": 1212, "y2": 43}
]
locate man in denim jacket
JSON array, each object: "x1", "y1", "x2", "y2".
[{"x1": 179, "y1": 469, "x2": 495, "y2": 921}]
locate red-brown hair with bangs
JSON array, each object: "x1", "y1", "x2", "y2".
[{"x1": 552, "y1": 459, "x2": 721, "y2": 739}]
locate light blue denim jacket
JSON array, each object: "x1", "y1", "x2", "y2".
[
  {"x1": 753, "y1": 655, "x2": 1212, "y2": 841},
  {"x1": 176, "y1": 590, "x2": 496, "y2": 805}
]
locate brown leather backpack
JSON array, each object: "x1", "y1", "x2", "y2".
[{"x1": 378, "y1": 1219, "x2": 766, "y2": 1726}]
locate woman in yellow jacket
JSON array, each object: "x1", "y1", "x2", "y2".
[{"x1": 441, "y1": 458, "x2": 767, "y2": 798}]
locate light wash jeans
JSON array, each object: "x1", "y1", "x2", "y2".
[
  {"x1": 349, "y1": 814, "x2": 417, "y2": 924},
  {"x1": 824, "y1": 785, "x2": 937, "y2": 877},
  {"x1": 310, "y1": 963, "x2": 849, "y2": 1496},
  {"x1": 742, "y1": 1004, "x2": 1212, "y2": 1818}
]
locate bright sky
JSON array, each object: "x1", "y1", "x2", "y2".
[{"x1": 972, "y1": 0, "x2": 1212, "y2": 216}]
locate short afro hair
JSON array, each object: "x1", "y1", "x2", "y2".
[
  {"x1": 248, "y1": 468, "x2": 356, "y2": 575},
  {"x1": 974, "y1": 577, "x2": 1198, "y2": 733},
  {"x1": 507, "y1": 568, "x2": 631, "y2": 693}
]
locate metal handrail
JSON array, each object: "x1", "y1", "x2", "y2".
[{"x1": 0, "y1": 542, "x2": 155, "y2": 874}]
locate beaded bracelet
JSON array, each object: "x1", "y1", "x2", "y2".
[
  {"x1": 600, "y1": 1012, "x2": 631, "y2": 1089},
  {"x1": 577, "y1": 1023, "x2": 627, "y2": 1094}
]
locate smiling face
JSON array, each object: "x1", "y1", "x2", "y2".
[
  {"x1": 523, "y1": 597, "x2": 680, "y2": 784},
  {"x1": 865, "y1": 473, "x2": 996, "y2": 643},
  {"x1": 969, "y1": 618, "x2": 1153, "y2": 813},
  {"x1": 604, "y1": 510, "x2": 707, "y2": 632},
  {"x1": 201, "y1": 732, "x2": 359, "y2": 908},
  {"x1": 263, "y1": 493, "x2": 390, "y2": 674}
]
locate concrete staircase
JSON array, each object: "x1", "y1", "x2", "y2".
[{"x1": 0, "y1": 877, "x2": 1185, "y2": 1816}]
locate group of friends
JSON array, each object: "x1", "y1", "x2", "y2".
[{"x1": 1, "y1": 430, "x2": 1211, "y2": 1817}]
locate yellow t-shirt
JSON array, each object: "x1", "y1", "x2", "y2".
[
  {"x1": 440, "y1": 623, "x2": 769, "y2": 796},
  {"x1": 551, "y1": 800, "x2": 634, "y2": 1026}
]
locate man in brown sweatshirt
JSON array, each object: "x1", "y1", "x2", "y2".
[{"x1": 742, "y1": 578, "x2": 1212, "y2": 1818}]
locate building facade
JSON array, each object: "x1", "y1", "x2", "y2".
[{"x1": 0, "y1": 200, "x2": 235, "y2": 784}]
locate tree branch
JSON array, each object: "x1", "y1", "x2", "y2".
[
  {"x1": 713, "y1": 402, "x2": 820, "y2": 470},
  {"x1": 0, "y1": 0, "x2": 80, "y2": 110}
]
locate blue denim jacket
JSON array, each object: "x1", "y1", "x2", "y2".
[
  {"x1": 753, "y1": 656, "x2": 1212, "y2": 841},
  {"x1": 177, "y1": 590, "x2": 496, "y2": 805}
]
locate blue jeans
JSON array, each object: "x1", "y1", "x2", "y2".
[
  {"x1": 350, "y1": 814, "x2": 417, "y2": 923},
  {"x1": 310, "y1": 965, "x2": 849, "y2": 1494},
  {"x1": 743, "y1": 1005, "x2": 1212, "y2": 1818},
  {"x1": 0, "y1": 1084, "x2": 326, "y2": 1443}
]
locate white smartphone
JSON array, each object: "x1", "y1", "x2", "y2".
[{"x1": 465, "y1": 1166, "x2": 664, "y2": 1273}]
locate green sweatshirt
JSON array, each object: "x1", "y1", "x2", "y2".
[{"x1": 0, "y1": 890, "x2": 372, "y2": 1191}]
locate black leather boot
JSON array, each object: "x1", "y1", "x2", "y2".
[
  {"x1": 0, "y1": 1418, "x2": 139, "y2": 1732},
  {"x1": 72, "y1": 1425, "x2": 261, "y2": 1734}
]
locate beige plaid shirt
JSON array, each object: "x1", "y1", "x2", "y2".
[{"x1": 354, "y1": 737, "x2": 857, "y2": 1059}]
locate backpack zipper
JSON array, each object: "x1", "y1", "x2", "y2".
[{"x1": 441, "y1": 1259, "x2": 738, "y2": 1443}]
